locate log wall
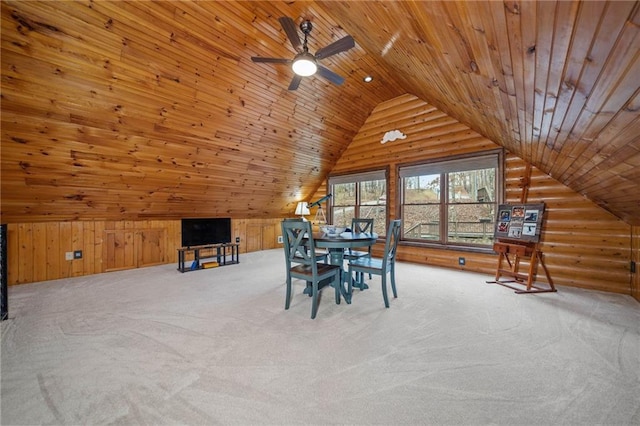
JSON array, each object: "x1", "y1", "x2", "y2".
[{"x1": 325, "y1": 94, "x2": 634, "y2": 297}]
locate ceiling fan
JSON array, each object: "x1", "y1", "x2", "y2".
[{"x1": 251, "y1": 17, "x2": 355, "y2": 91}]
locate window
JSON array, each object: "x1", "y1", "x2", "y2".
[
  {"x1": 399, "y1": 152, "x2": 501, "y2": 249},
  {"x1": 329, "y1": 170, "x2": 387, "y2": 236}
]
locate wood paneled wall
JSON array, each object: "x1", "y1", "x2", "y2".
[
  {"x1": 5, "y1": 92, "x2": 637, "y2": 301},
  {"x1": 632, "y1": 226, "x2": 640, "y2": 302},
  {"x1": 5, "y1": 218, "x2": 283, "y2": 285},
  {"x1": 327, "y1": 94, "x2": 634, "y2": 296}
]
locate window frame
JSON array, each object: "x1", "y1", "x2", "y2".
[
  {"x1": 328, "y1": 168, "x2": 389, "y2": 237},
  {"x1": 397, "y1": 149, "x2": 503, "y2": 252}
]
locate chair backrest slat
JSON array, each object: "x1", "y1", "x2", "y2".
[
  {"x1": 382, "y1": 220, "x2": 402, "y2": 268},
  {"x1": 281, "y1": 220, "x2": 318, "y2": 273},
  {"x1": 351, "y1": 218, "x2": 374, "y2": 234}
]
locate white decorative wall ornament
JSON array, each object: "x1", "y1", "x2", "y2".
[{"x1": 381, "y1": 129, "x2": 407, "y2": 144}]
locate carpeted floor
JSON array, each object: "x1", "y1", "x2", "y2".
[{"x1": 2, "y1": 249, "x2": 639, "y2": 425}]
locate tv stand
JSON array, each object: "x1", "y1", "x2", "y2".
[{"x1": 177, "y1": 243, "x2": 240, "y2": 273}]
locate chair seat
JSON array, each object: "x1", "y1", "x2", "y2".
[
  {"x1": 348, "y1": 257, "x2": 384, "y2": 273},
  {"x1": 343, "y1": 249, "x2": 369, "y2": 260},
  {"x1": 290, "y1": 262, "x2": 341, "y2": 279},
  {"x1": 294, "y1": 253, "x2": 327, "y2": 263}
]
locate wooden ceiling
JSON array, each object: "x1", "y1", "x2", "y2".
[{"x1": 1, "y1": 1, "x2": 639, "y2": 224}]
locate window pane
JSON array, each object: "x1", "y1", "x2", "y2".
[
  {"x1": 361, "y1": 204, "x2": 386, "y2": 235},
  {"x1": 333, "y1": 183, "x2": 355, "y2": 205},
  {"x1": 332, "y1": 206, "x2": 354, "y2": 227},
  {"x1": 403, "y1": 204, "x2": 440, "y2": 241},
  {"x1": 358, "y1": 179, "x2": 386, "y2": 234},
  {"x1": 403, "y1": 175, "x2": 441, "y2": 204},
  {"x1": 360, "y1": 179, "x2": 386, "y2": 204},
  {"x1": 447, "y1": 204, "x2": 496, "y2": 245},
  {"x1": 448, "y1": 168, "x2": 495, "y2": 203}
]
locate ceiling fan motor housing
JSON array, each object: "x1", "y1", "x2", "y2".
[{"x1": 300, "y1": 20, "x2": 313, "y2": 35}]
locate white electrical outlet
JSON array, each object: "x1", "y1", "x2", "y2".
[
  {"x1": 65, "y1": 252, "x2": 73, "y2": 261},
  {"x1": 277, "y1": 236, "x2": 283, "y2": 244}
]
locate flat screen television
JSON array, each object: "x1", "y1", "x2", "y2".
[{"x1": 181, "y1": 218, "x2": 232, "y2": 248}]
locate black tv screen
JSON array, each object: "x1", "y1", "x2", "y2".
[{"x1": 181, "y1": 218, "x2": 232, "y2": 247}]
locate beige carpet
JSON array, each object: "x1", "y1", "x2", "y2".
[{"x1": 2, "y1": 248, "x2": 639, "y2": 425}]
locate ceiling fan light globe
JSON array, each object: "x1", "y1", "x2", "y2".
[{"x1": 292, "y1": 54, "x2": 317, "y2": 76}]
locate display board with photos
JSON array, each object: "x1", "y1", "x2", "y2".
[{"x1": 494, "y1": 203, "x2": 545, "y2": 243}]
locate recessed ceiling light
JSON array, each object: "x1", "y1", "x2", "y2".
[{"x1": 363, "y1": 75, "x2": 373, "y2": 83}]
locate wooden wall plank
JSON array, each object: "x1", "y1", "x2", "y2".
[
  {"x1": 632, "y1": 225, "x2": 640, "y2": 302},
  {"x1": 17, "y1": 224, "x2": 32, "y2": 284},
  {"x1": 82, "y1": 222, "x2": 94, "y2": 275},
  {"x1": 58, "y1": 222, "x2": 72, "y2": 278},
  {"x1": 45, "y1": 222, "x2": 60, "y2": 281},
  {"x1": 32, "y1": 223, "x2": 47, "y2": 282},
  {"x1": 71, "y1": 221, "x2": 84, "y2": 277}
]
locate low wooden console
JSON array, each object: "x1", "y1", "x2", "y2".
[{"x1": 177, "y1": 243, "x2": 239, "y2": 273}]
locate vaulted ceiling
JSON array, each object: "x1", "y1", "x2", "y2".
[{"x1": 1, "y1": 1, "x2": 639, "y2": 224}]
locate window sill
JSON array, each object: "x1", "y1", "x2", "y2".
[{"x1": 399, "y1": 240, "x2": 495, "y2": 255}]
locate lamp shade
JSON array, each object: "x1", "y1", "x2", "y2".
[
  {"x1": 291, "y1": 53, "x2": 317, "y2": 77},
  {"x1": 295, "y1": 202, "x2": 310, "y2": 216}
]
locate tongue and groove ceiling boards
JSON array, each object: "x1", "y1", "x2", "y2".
[{"x1": 1, "y1": 1, "x2": 638, "y2": 224}]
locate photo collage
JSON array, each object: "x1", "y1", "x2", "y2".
[{"x1": 494, "y1": 203, "x2": 545, "y2": 243}]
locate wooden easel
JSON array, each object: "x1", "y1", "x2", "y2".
[
  {"x1": 486, "y1": 163, "x2": 556, "y2": 294},
  {"x1": 486, "y1": 240, "x2": 556, "y2": 293}
]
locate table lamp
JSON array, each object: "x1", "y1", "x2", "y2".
[{"x1": 295, "y1": 201, "x2": 310, "y2": 221}]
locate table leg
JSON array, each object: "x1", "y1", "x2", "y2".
[
  {"x1": 352, "y1": 273, "x2": 370, "y2": 291},
  {"x1": 328, "y1": 248, "x2": 351, "y2": 304}
]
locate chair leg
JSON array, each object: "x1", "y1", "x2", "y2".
[
  {"x1": 285, "y1": 276, "x2": 292, "y2": 310},
  {"x1": 311, "y1": 282, "x2": 319, "y2": 319},
  {"x1": 381, "y1": 274, "x2": 390, "y2": 308},
  {"x1": 334, "y1": 270, "x2": 341, "y2": 305},
  {"x1": 354, "y1": 270, "x2": 365, "y2": 291},
  {"x1": 347, "y1": 266, "x2": 353, "y2": 300},
  {"x1": 390, "y1": 264, "x2": 398, "y2": 298}
]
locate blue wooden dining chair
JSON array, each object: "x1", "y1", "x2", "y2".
[
  {"x1": 344, "y1": 218, "x2": 374, "y2": 281},
  {"x1": 281, "y1": 220, "x2": 342, "y2": 319},
  {"x1": 347, "y1": 219, "x2": 401, "y2": 308},
  {"x1": 343, "y1": 218, "x2": 374, "y2": 260}
]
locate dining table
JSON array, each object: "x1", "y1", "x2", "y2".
[{"x1": 308, "y1": 231, "x2": 378, "y2": 303}]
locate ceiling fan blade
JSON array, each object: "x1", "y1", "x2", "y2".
[
  {"x1": 315, "y1": 35, "x2": 355, "y2": 60},
  {"x1": 317, "y1": 65, "x2": 345, "y2": 85},
  {"x1": 288, "y1": 74, "x2": 302, "y2": 91},
  {"x1": 278, "y1": 17, "x2": 302, "y2": 52},
  {"x1": 251, "y1": 57, "x2": 291, "y2": 64}
]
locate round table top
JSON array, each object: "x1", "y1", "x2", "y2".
[{"x1": 313, "y1": 232, "x2": 378, "y2": 249}]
